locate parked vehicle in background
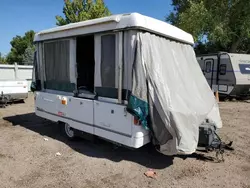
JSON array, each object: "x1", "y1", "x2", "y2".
[
  {"x1": 197, "y1": 52, "x2": 250, "y2": 99},
  {"x1": 0, "y1": 64, "x2": 33, "y2": 92},
  {"x1": 0, "y1": 80, "x2": 28, "y2": 105}
]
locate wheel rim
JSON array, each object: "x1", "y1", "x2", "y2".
[{"x1": 64, "y1": 123, "x2": 74, "y2": 138}]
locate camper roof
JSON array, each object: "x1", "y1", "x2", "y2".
[{"x1": 34, "y1": 13, "x2": 194, "y2": 45}]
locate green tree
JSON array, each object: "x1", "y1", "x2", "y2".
[
  {"x1": 56, "y1": 0, "x2": 111, "y2": 26},
  {"x1": 0, "y1": 52, "x2": 7, "y2": 64},
  {"x1": 167, "y1": 0, "x2": 250, "y2": 53},
  {"x1": 23, "y1": 46, "x2": 35, "y2": 65},
  {"x1": 6, "y1": 30, "x2": 35, "y2": 64}
]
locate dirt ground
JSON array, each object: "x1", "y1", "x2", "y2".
[{"x1": 0, "y1": 94, "x2": 249, "y2": 188}]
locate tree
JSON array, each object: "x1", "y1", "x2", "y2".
[
  {"x1": 0, "y1": 53, "x2": 7, "y2": 64},
  {"x1": 167, "y1": 0, "x2": 250, "y2": 53},
  {"x1": 23, "y1": 46, "x2": 35, "y2": 65},
  {"x1": 6, "y1": 30, "x2": 35, "y2": 64},
  {"x1": 56, "y1": 0, "x2": 111, "y2": 26}
]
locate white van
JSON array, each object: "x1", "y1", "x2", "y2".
[{"x1": 32, "y1": 13, "x2": 221, "y2": 155}]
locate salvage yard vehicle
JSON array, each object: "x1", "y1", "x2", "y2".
[
  {"x1": 197, "y1": 53, "x2": 250, "y2": 99},
  {"x1": 32, "y1": 13, "x2": 222, "y2": 156}
]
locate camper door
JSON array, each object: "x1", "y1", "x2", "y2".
[
  {"x1": 203, "y1": 59, "x2": 214, "y2": 88},
  {"x1": 93, "y1": 32, "x2": 133, "y2": 138},
  {"x1": 217, "y1": 54, "x2": 235, "y2": 94}
]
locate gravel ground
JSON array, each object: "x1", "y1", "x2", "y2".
[{"x1": 0, "y1": 94, "x2": 249, "y2": 188}]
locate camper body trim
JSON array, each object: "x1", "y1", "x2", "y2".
[
  {"x1": 35, "y1": 92, "x2": 150, "y2": 148},
  {"x1": 34, "y1": 13, "x2": 194, "y2": 45}
]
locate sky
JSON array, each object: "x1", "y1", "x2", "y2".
[{"x1": 0, "y1": 0, "x2": 173, "y2": 55}]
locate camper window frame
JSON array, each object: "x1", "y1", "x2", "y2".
[
  {"x1": 205, "y1": 60, "x2": 212, "y2": 73},
  {"x1": 94, "y1": 31, "x2": 123, "y2": 102},
  {"x1": 43, "y1": 39, "x2": 71, "y2": 89},
  {"x1": 219, "y1": 64, "x2": 227, "y2": 75},
  {"x1": 42, "y1": 38, "x2": 77, "y2": 93},
  {"x1": 100, "y1": 33, "x2": 117, "y2": 88}
]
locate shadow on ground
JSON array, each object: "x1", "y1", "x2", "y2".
[{"x1": 3, "y1": 113, "x2": 176, "y2": 169}]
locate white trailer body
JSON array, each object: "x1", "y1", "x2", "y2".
[
  {"x1": 0, "y1": 80, "x2": 28, "y2": 101},
  {"x1": 33, "y1": 13, "x2": 221, "y2": 154},
  {"x1": 35, "y1": 92, "x2": 149, "y2": 148},
  {"x1": 197, "y1": 53, "x2": 250, "y2": 98}
]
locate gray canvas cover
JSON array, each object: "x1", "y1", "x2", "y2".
[{"x1": 131, "y1": 32, "x2": 222, "y2": 155}]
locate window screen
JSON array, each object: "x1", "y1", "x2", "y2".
[
  {"x1": 239, "y1": 64, "x2": 250, "y2": 74},
  {"x1": 101, "y1": 34, "x2": 116, "y2": 88},
  {"x1": 219, "y1": 64, "x2": 227, "y2": 75},
  {"x1": 205, "y1": 61, "x2": 212, "y2": 73},
  {"x1": 44, "y1": 40, "x2": 71, "y2": 90}
]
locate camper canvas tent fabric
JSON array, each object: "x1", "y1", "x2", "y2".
[{"x1": 128, "y1": 32, "x2": 222, "y2": 155}]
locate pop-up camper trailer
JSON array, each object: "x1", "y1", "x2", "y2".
[
  {"x1": 197, "y1": 53, "x2": 250, "y2": 99},
  {"x1": 0, "y1": 80, "x2": 28, "y2": 105},
  {"x1": 32, "y1": 13, "x2": 222, "y2": 155}
]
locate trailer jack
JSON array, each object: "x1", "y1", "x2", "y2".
[
  {"x1": 198, "y1": 121, "x2": 234, "y2": 162},
  {"x1": 207, "y1": 137, "x2": 234, "y2": 162}
]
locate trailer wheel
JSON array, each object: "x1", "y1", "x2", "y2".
[{"x1": 63, "y1": 122, "x2": 76, "y2": 140}]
